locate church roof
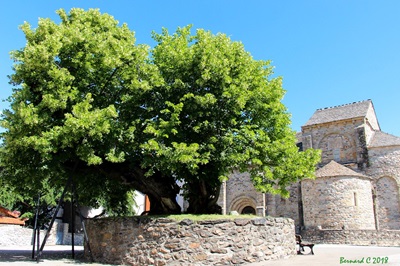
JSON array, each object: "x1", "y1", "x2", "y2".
[
  {"x1": 315, "y1": 160, "x2": 370, "y2": 179},
  {"x1": 369, "y1": 131, "x2": 400, "y2": 147},
  {"x1": 303, "y1": 100, "x2": 372, "y2": 127}
]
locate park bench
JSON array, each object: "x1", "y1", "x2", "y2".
[{"x1": 295, "y1": 234, "x2": 315, "y2": 255}]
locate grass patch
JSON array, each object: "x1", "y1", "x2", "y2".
[{"x1": 145, "y1": 214, "x2": 258, "y2": 221}]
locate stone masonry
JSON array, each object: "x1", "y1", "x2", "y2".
[
  {"x1": 0, "y1": 223, "x2": 83, "y2": 247},
  {"x1": 85, "y1": 216, "x2": 296, "y2": 265},
  {"x1": 302, "y1": 174, "x2": 375, "y2": 230},
  {"x1": 0, "y1": 224, "x2": 46, "y2": 246},
  {"x1": 220, "y1": 100, "x2": 400, "y2": 244},
  {"x1": 302, "y1": 229, "x2": 400, "y2": 246}
]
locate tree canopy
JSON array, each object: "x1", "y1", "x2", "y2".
[{"x1": 0, "y1": 8, "x2": 320, "y2": 215}]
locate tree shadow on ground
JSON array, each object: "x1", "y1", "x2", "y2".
[{"x1": 0, "y1": 248, "x2": 90, "y2": 264}]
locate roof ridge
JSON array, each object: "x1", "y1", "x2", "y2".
[
  {"x1": 368, "y1": 130, "x2": 400, "y2": 147},
  {"x1": 316, "y1": 99, "x2": 371, "y2": 111},
  {"x1": 375, "y1": 130, "x2": 399, "y2": 138},
  {"x1": 315, "y1": 160, "x2": 370, "y2": 179},
  {"x1": 303, "y1": 99, "x2": 374, "y2": 127}
]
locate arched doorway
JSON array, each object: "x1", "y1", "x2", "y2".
[
  {"x1": 241, "y1": 206, "x2": 256, "y2": 215},
  {"x1": 229, "y1": 196, "x2": 256, "y2": 214}
]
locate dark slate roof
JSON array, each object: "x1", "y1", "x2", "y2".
[
  {"x1": 315, "y1": 160, "x2": 370, "y2": 179},
  {"x1": 368, "y1": 131, "x2": 400, "y2": 147},
  {"x1": 303, "y1": 100, "x2": 372, "y2": 127}
]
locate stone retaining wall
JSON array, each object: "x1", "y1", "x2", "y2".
[
  {"x1": 0, "y1": 224, "x2": 83, "y2": 246},
  {"x1": 0, "y1": 225, "x2": 46, "y2": 246},
  {"x1": 302, "y1": 229, "x2": 400, "y2": 246},
  {"x1": 85, "y1": 216, "x2": 296, "y2": 265}
]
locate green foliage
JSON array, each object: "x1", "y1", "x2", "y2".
[
  {"x1": 0, "y1": 179, "x2": 24, "y2": 210},
  {"x1": 0, "y1": 176, "x2": 60, "y2": 228},
  {"x1": 140, "y1": 214, "x2": 258, "y2": 222},
  {"x1": 0, "y1": 8, "x2": 320, "y2": 214},
  {"x1": 1, "y1": 8, "x2": 146, "y2": 214},
  {"x1": 148, "y1": 26, "x2": 321, "y2": 199}
]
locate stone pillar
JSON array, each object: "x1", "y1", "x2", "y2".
[
  {"x1": 222, "y1": 181, "x2": 227, "y2": 215},
  {"x1": 256, "y1": 193, "x2": 266, "y2": 216}
]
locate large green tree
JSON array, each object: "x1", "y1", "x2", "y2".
[
  {"x1": 148, "y1": 27, "x2": 320, "y2": 213},
  {"x1": 0, "y1": 8, "x2": 320, "y2": 215}
]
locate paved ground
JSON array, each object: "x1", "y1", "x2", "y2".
[
  {"x1": 0, "y1": 245, "x2": 111, "y2": 265},
  {"x1": 247, "y1": 244, "x2": 400, "y2": 266},
  {"x1": 1, "y1": 244, "x2": 400, "y2": 265}
]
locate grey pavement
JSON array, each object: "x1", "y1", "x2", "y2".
[
  {"x1": 0, "y1": 245, "x2": 112, "y2": 265},
  {"x1": 1, "y1": 244, "x2": 400, "y2": 265},
  {"x1": 247, "y1": 244, "x2": 400, "y2": 266}
]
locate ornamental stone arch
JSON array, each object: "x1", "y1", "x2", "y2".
[
  {"x1": 317, "y1": 132, "x2": 356, "y2": 164},
  {"x1": 229, "y1": 195, "x2": 257, "y2": 215},
  {"x1": 376, "y1": 176, "x2": 400, "y2": 230}
]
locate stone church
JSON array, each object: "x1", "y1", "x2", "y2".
[{"x1": 218, "y1": 99, "x2": 400, "y2": 231}]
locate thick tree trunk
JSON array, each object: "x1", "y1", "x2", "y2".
[
  {"x1": 96, "y1": 162, "x2": 181, "y2": 215},
  {"x1": 123, "y1": 168, "x2": 181, "y2": 215},
  {"x1": 186, "y1": 179, "x2": 222, "y2": 214}
]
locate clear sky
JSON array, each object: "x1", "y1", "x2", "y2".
[{"x1": 1, "y1": 1, "x2": 399, "y2": 136}]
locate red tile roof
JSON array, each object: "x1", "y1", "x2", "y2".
[{"x1": 0, "y1": 206, "x2": 26, "y2": 225}]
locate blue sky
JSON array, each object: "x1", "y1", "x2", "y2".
[{"x1": 1, "y1": 1, "x2": 399, "y2": 136}]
